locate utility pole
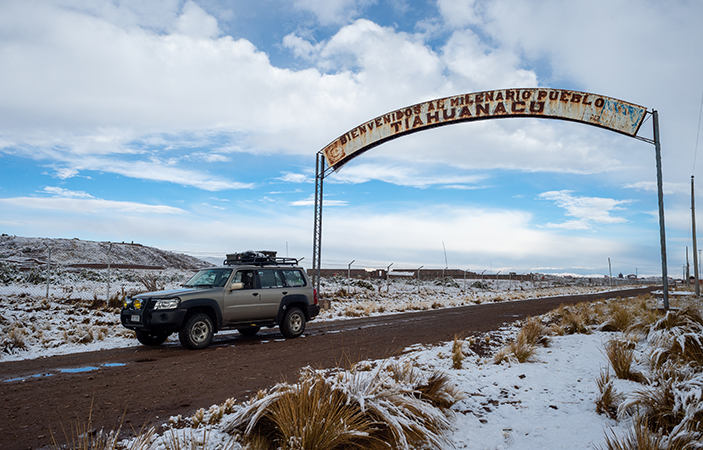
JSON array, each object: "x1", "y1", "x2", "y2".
[{"x1": 692, "y1": 176, "x2": 700, "y2": 296}]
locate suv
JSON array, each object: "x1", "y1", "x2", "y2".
[{"x1": 120, "y1": 251, "x2": 319, "y2": 349}]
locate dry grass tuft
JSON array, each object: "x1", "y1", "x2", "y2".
[
  {"x1": 605, "y1": 338, "x2": 646, "y2": 383},
  {"x1": 553, "y1": 304, "x2": 591, "y2": 334},
  {"x1": 600, "y1": 416, "x2": 666, "y2": 450},
  {"x1": 49, "y1": 401, "x2": 151, "y2": 450},
  {"x1": 600, "y1": 301, "x2": 637, "y2": 332},
  {"x1": 619, "y1": 362, "x2": 703, "y2": 439},
  {"x1": 451, "y1": 335, "x2": 464, "y2": 369},
  {"x1": 595, "y1": 369, "x2": 623, "y2": 420},
  {"x1": 648, "y1": 303, "x2": 703, "y2": 370},
  {"x1": 1, "y1": 323, "x2": 27, "y2": 354},
  {"x1": 494, "y1": 333, "x2": 537, "y2": 364},
  {"x1": 519, "y1": 316, "x2": 550, "y2": 347},
  {"x1": 494, "y1": 316, "x2": 550, "y2": 365},
  {"x1": 224, "y1": 362, "x2": 462, "y2": 450}
]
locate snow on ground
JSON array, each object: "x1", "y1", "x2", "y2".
[
  {"x1": 0, "y1": 276, "x2": 671, "y2": 449},
  {"x1": 0, "y1": 276, "x2": 637, "y2": 362},
  {"x1": 425, "y1": 333, "x2": 620, "y2": 449},
  {"x1": 124, "y1": 327, "x2": 646, "y2": 450}
]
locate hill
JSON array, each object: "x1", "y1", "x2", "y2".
[{"x1": 0, "y1": 235, "x2": 209, "y2": 270}]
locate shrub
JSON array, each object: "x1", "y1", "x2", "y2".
[
  {"x1": 470, "y1": 281, "x2": 489, "y2": 289},
  {"x1": 1, "y1": 324, "x2": 27, "y2": 354},
  {"x1": 354, "y1": 280, "x2": 374, "y2": 290}
]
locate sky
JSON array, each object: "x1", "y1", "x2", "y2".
[{"x1": 1, "y1": 0, "x2": 703, "y2": 277}]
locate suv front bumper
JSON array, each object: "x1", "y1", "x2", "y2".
[{"x1": 121, "y1": 308, "x2": 186, "y2": 331}]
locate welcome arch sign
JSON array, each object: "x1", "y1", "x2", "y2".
[{"x1": 312, "y1": 88, "x2": 669, "y2": 306}]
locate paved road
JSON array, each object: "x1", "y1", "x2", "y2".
[{"x1": 0, "y1": 286, "x2": 656, "y2": 450}]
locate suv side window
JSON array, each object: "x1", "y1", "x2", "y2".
[
  {"x1": 233, "y1": 270, "x2": 255, "y2": 289},
  {"x1": 257, "y1": 269, "x2": 284, "y2": 288},
  {"x1": 281, "y1": 269, "x2": 306, "y2": 287}
]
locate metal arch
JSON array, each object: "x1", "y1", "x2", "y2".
[{"x1": 312, "y1": 89, "x2": 669, "y2": 308}]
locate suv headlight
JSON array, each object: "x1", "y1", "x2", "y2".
[
  {"x1": 153, "y1": 298, "x2": 180, "y2": 310},
  {"x1": 123, "y1": 298, "x2": 143, "y2": 310}
]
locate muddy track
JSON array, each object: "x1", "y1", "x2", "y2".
[{"x1": 0, "y1": 286, "x2": 656, "y2": 450}]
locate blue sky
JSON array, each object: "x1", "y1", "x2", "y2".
[{"x1": 1, "y1": 0, "x2": 702, "y2": 277}]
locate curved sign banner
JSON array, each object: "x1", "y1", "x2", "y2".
[{"x1": 321, "y1": 88, "x2": 648, "y2": 170}]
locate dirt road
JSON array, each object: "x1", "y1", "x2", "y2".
[{"x1": 0, "y1": 287, "x2": 656, "y2": 450}]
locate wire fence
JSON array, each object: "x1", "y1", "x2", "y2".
[
  {"x1": 0, "y1": 236, "x2": 665, "y2": 301},
  {"x1": 0, "y1": 239, "x2": 205, "y2": 301}
]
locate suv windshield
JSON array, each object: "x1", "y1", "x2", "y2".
[{"x1": 184, "y1": 268, "x2": 233, "y2": 288}]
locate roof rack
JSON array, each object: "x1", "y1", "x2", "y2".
[{"x1": 223, "y1": 251, "x2": 300, "y2": 267}]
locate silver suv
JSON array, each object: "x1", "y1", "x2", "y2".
[{"x1": 120, "y1": 252, "x2": 319, "y2": 349}]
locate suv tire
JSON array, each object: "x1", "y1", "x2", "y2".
[
  {"x1": 135, "y1": 330, "x2": 169, "y2": 346},
  {"x1": 179, "y1": 313, "x2": 214, "y2": 349},
  {"x1": 280, "y1": 306, "x2": 306, "y2": 338}
]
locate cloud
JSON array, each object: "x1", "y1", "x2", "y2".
[
  {"x1": 277, "y1": 172, "x2": 312, "y2": 183},
  {"x1": 292, "y1": 0, "x2": 375, "y2": 25},
  {"x1": 436, "y1": 0, "x2": 482, "y2": 28},
  {"x1": 331, "y1": 162, "x2": 488, "y2": 188},
  {"x1": 623, "y1": 181, "x2": 689, "y2": 195},
  {"x1": 0, "y1": 196, "x2": 185, "y2": 215},
  {"x1": 291, "y1": 194, "x2": 348, "y2": 207},
  {"x1": 539, "y1": 190, "x2": 632, "y2": 229},
  {"x1": 42, "y1": 186, "x2": 94, "y2": 199},
  {"x1": 47, "y1": 155, "x2": 253, "y2": 191},
  {"x1": 318, "y1": 204, "x2": 634, "y2": 271},
  {"x1": 172, "y1": 1, "x2": 221, "y2": 38},
  {"x1": 0, "y1": 1, "x2": 651, "y2": 185}
]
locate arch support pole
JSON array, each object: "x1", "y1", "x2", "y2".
[{"x1": 312, "y1": 152, "x2": 325, "y2": 295}]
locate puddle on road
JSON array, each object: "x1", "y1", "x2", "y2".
[{"x1": 4, "y1": 362, "x2": 126, "y2": 383}]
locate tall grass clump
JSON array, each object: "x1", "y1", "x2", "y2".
[
  {"x1": 224, "y1": 362, "x2": 463, "y2": 450},
  {"x1": 648, "y1": 304, "x2": 703, "y2": 370},
  {"x1": 600, "y1": 415, "x2": 666, "y2": 450},
  {"x1": 451, "y1": 335, "x2": 464, "y2": 369},
  {"x1": 605, "y1": 338, "x2": 645, "y2": 383},
  {"x1": 595, "y1": 369, "x2": 623, "y2": 420},
  {"x1": 494, "y1": 317, "x2": 550, "y2": 364},
  {"x1": 552, "y1": 303, "x2": 592, "y2": 335},
  {"x1": 602, "y1": 300, "x2": 703, "y2": 449}
]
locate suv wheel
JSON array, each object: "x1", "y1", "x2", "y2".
[
  {"x1": 237, "y1": 326, "x2": 260, "y2": 336},
  {"x1": 179, "y1": 313, "x2": 214, "y2": 349},
  {"x1": 135, "y1": 330, "x2": 169, "y2": 346},
  {"x1": 280, "y1": 306, "x2": 306, "y2": 338}
]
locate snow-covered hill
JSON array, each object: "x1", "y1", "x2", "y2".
[{"x1": 0, "y1": 235, "x2": 209, "y2": 269}]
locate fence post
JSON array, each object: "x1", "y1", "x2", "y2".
[
  {"x1": 106, "y1": 242, "x2": 113, "y2": 301},
  {"x1": 43, "y1": 243, "x2": 51, "y2": 299}
]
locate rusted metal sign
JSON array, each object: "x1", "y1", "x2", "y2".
[{"x1": 321, "y1": 88, "x2": 648, "y2": 169}]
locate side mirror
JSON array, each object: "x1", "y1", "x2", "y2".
[{"x1": 229, "y1": 282, "x2": 244, "y2": 291}]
